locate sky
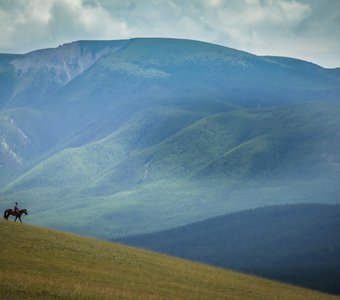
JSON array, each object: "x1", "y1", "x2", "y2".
[{"x1": 1, "y1": 0, "x2": 340, "y2": 68}]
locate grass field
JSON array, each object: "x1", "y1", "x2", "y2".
[{"x1": 1, "y1": 220, "x2": 339, "y2": 300}]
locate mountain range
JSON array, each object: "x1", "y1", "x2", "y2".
[
  {"x1": 1, "y1": 37, "x2": 340, "y2": 296},
  {"x1": 0, "y1": 38, "x2": 340, "y2": 240}
]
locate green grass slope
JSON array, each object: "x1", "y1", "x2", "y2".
[
  {"x1": 7, "y1": 102, "x2": 340, "y2": 194},
  {"x1": 3, "y1": 108, "x2": 206, "y2": 192},
  {"x1": 2, "y1": 102, "x2": 340, "y2": 238},
  {"x1": 0, "y1": 107, "x2": 66, "y2": 185},
  {"x1": 0, "y1": 221, "x2": 338, "y2": 300},
  {"x1": 118, "y1": 203, "x2": 340, "y2": 295}
]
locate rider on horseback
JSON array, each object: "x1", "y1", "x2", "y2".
[{"x1": 14, "y1": 202, "x2": 19, "y2": 212}]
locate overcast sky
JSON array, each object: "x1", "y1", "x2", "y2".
[{"x1": 1, "y1": 0, "x2": 340, "y2": 68}]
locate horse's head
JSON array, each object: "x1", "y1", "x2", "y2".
[{"x1": 23, "y1": 209, "x2": 28, "y2": 215}]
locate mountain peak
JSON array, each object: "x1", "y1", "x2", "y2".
[{"x1": 9, "y1": 40, "x2": 128, "y2": 85}]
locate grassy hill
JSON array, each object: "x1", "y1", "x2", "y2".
[
  {"x1": 1, "y1": 38, "x2": 340, "y2": 239},
  {"x1": 118, "y1": 204, "x2": 340, "y2": 295},
  {"x1": 2, "y1": 102, "x2": 340, "y2": 238},
  {"x1": 1, "y1": 221, "x2": 339, "y2": 300},
  {"x1": 0, "y1": 107, "x2": 66, "y2": 185}
]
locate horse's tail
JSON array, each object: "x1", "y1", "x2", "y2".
[{"x1": 4, "y1": 209, "x2": 9, "y2": 220}]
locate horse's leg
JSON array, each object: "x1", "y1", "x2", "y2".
[
  {"x1": 14, "y1": 215, "x2": 17, "y2": 222},
  {"x1": 19, "y1": 216, "x2": 22, "y2": 223}
]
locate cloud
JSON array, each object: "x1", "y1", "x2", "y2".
[
  {"x1": 0, "y1": 0, "x2": 52, "y2": 52},
  {"x1": 48, "y1": 0, "x2": 130, "y2": 40},
  {"x1": 0, "y1": 0, "x2": 130, "y2": 53},
  {"x1": 189, "y1": 0, "x2": 312, "y2": 49}
]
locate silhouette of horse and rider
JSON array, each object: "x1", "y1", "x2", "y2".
[{"x1": 3, "y1": 202, "x2": 28, "y2": 223}]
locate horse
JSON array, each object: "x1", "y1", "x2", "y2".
[{"x1": 3, "y1": 209, "x2": 28, "y2": 223}]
